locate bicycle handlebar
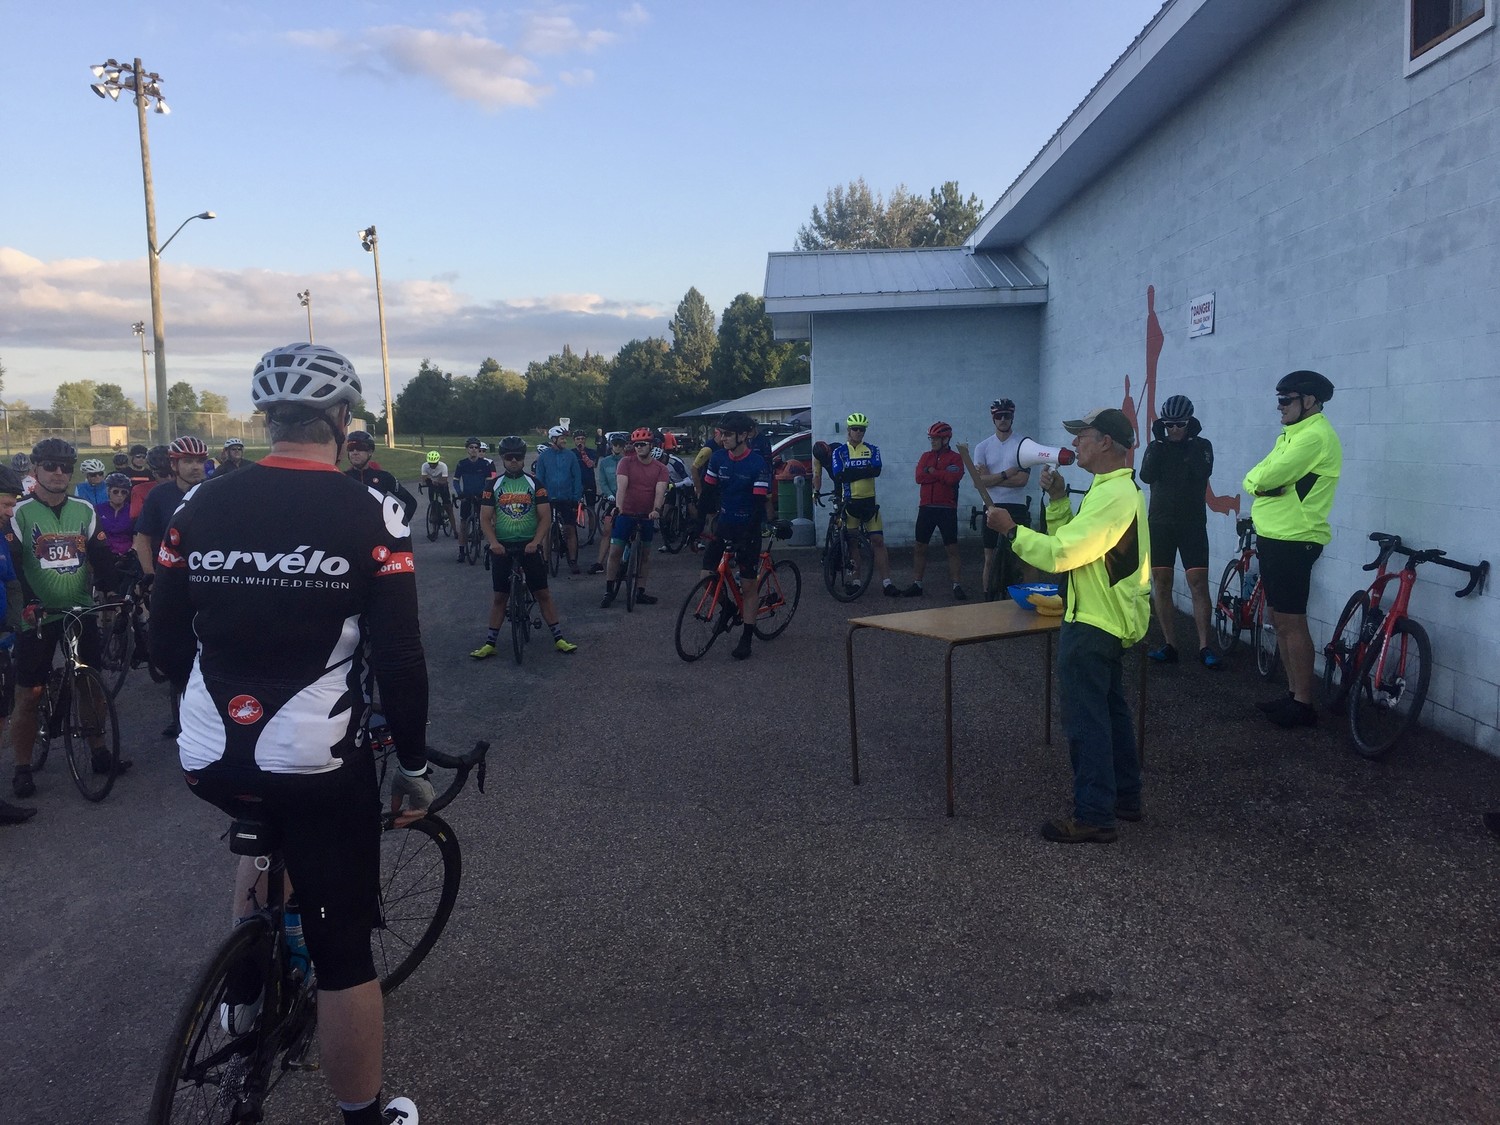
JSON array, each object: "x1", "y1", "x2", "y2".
[{"x1": 1363, "y1": 531, "x2": 1489, "y2": 597}]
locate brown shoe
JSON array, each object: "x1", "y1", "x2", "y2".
[{"x1": 1039, "y1": 816, "x2": 1117, "y2": 844}]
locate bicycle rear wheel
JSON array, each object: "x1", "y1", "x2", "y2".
[
  {"x1": 1252, "y1": 590, "x2": 1280, "y2": 681},
  {"x1": 1320, "y1": 591, "x2": 1368, "y2": 713},
  {"x1": 1212, "y1": 560, "x2": 1245, "y2": 655},
  {"x1": 149, "y1": 915, "x2": 274, "y2": 1124},
  {"x1": 31, "y1": 667, "x2": 66, "y2": 771},
  {"x1": 1349, "y1": 618, "x2": 1431, "y2": 760},
  {"x1": 376, "y1": 814, "x2": 462, "y2": 995},
  {"x1": 65, "y1": 669, "x2": 119, "y2": 802},
  {"x1": 661, "y1": 499, "x2": 689, "y2": 554},
  {"x1": 826, "y1": 529, "x2": 872, "y2": 602},
  {"x1": 754, "y1": 559, "x2": 801, "y2": 640},
  {"x1": 676, "y1": 575, "x2": 731, "y2": 661}
]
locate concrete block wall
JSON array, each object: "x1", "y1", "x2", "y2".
[
  {"x1": 808, "y1": 306, "x2": 1042, "y2": 551},
  {"x1": 1022, "y1": 0, "x2": 1498, "y2": 748}
]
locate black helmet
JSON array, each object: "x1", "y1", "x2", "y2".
[
  {"x1": 146, "y1": 445, "x2": 172, "y2": 475},
  {"x1": 129, "y1": 444, "x2": 149, "y2": 456},
  {"x1": 0, "y1": 466, "x2": 23, "y2": 496},
  {"x1": 104, "y1": 472, "x2": 133, "y2": 491},
  {"x1": 31, "y1": 437, "x2": 77, "y2": 464},
  {"x1": 346, "y1": 429, "x2": 375, "y2": 451},
  {"x1": 113, "y1": 452, "x2": 130, "y2": 468},
  {"x1": 990, "y1": 398, "x2": 1016, "y2": 414},
  {"x1": 498, "y1": 435, "x2": 528, "y2": 457},
  {"x1": 1276, "y1": 370, "x2": 1335, "y2": 403},
  {"x1": 718, "y1": 411, "x2": 755, "y2": 435},
  {"x1": 464, "y1": 436, "x2": 482, "y2": 448},
  {"x1": 1160, "y1": 395, "x2": 1194, "y2": 421}
]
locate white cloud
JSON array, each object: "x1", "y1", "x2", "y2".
[
  {"x1": 285, "y1": 9, "x2": 635, "y2": 111},
  {"x1": 619, "y1": 4, "x2": 649, "y2": 28},
  {"x1": 0, "y1": 250, "x2": 671, "y2": 411}
]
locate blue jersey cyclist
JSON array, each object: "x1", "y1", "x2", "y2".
[
  {"x1": 469, "y1": 436, "x2": 578, "y2": 659},
  {"x1": 533, "y1": 425, "x2": 583, "y2": 574},
  {"x1": 700, "y1": 411, "x2": 772, "y2": 661},
  {"x1": 450, "y1": 437, "x2": 496, "y2": 563}
]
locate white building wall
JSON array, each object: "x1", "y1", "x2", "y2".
[
  {"x1": 810, "y1": 306, "x2": 1042, "y2": 547},
  {"x1": 1023, "y1": 0, "x2": 1499, "y2": 749}
]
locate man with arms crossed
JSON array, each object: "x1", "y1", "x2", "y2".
[
  {"x1": 973, "y1": 397, "x2": 1032, "y2": 598},
  {"x1": 1244, "y1": 370, "x2": 1341, "y2": 729},
  {"x1": 987, "y1": 408, "x2": 1150, "y2": 844},
  {"x1": 152, "y1": 344, "x2": 428, "y2": 1125},
  {"x1": 903, "y1": 420, "x2": 967, "y2": 600}
]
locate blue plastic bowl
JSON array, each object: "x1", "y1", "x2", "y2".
[{"x1": 1008, "y1": 583, "x2": 1060, "y2": 611}]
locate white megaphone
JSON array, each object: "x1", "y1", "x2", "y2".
[{"x1": 1015, "y1": 436, "x2": 1076, "y2": 469}]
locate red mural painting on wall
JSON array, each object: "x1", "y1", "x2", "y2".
[{"x1": 1127, "y1": 286, "x2": 1240, "y2": 516}]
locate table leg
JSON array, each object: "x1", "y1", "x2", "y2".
[
  {"x1": 1044, "y1": 630, "x2": 1054, "y2": 746},
  {"x1": 945, "y1": 643, "x2": 956, "y2": 817},
  {"x1": 847, "y1": 625, "x2": 861, "y2": 785}
]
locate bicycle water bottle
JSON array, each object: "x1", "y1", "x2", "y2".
[{"x1": 283, "y1": 904, "x2": 312, "y2": 983}]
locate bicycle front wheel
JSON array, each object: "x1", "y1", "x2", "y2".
[
  {"x1": 149, "y1": 915, "x2": 274, "y2": 1124},
  {"x1": 1349, "y1": 618, "x2": 1431, "y2": 760},
  {"x1": 1252, "y1": 590, "x2": 1281, "y2": 681},
  {"x1": 624, "y1": 539, "x2": 641, "y2": 612},
  {"x1": 425, "y1": 503, "x2": 440, "y2": 542},
  {"x1": 576, "y1": 502, "x2": 596, "y2": 548},
  {"x1": 510, "y1": 587, "x2": 530, "y2": 665},
  {"x1": 100, "y1": 608, "x2": 132, "y2": 698},
  {"x1": 549, "y1": 527, "x2": 562, "y2": 577},
  {"x1": 1212, "y1": 561, "x2": 1245, "y2": 655},
  {"x1": 377, "y1": 814, "x2": 462, "y2": 995},
  {"x1": 465, "y1": 518, "x2": 481, "y2": 564},
  {"x1": 676, "y1": 575, "x2": 730, "y2": 661},
  {"x1": 65, "y1": 669, "x2": 119, "y2": 802},
  {"x1": 754, "y1": 559, "x2": 801, "y2": 640},
  {"x1": 1320, "y1": 591, "x2": 1368, "y2": 713}
]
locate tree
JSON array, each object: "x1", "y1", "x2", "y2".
[
  {"x1": 795, "y1": 178, "x2": 986, "y2": 250},
  {"x1": 199, "y1": 391, "x2": 229, "y2": 416},
  {"x1": 669, "y1": 288, "x2": 716, "y2": 397},
  {"x1": 605, "y1": 338, "x2": 679, "y2": 426},
  {"x1": 457, "y1": 360, "x2": 528, "y2": 434},
  {"x1": 0, "y1": 355, "x2": 6, "y2": 398},
  {"x1": 52, "y1": 381, "x2": 99, "y2": 425},
  {"x1": 525, "y1": 346, "x2": 609, "y2": 432},
  {"x1": 391, "y1": 360, "x2": 455, "y2": 433},
  {"x1": 708, "y1": 294, "x2": 798, "y2": 401},
  {"x1": 914, "y1": 181, "x2": 986, "y2": 247},
  {"x1": 92, "y1": 383, "x2": 136, "y2": 425}
]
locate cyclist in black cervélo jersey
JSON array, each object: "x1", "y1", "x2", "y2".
[{"x1": 151, "y1": 343, "x2": 430, "y2": 1125}]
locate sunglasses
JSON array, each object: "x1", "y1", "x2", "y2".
[
  {"x1": 991, "y1": 411, "x2": 1014, "y2": 419},
  {"x1": 1162, "y1": 420, "x2": 1187, "y2": 429},
  {"x1": 846, "y1": 426, "x2": 866, "y2": 433},
  {"x1": 1276, "y1": 393, "x2": 1301, "y2": 406},
  {"x1": 348, "y1": 444, "x2": 374, "y2": 452},
  {"x1": 38, "y1": 460, "x2": 74, "y2": 473},
  {"x1": 633, "y1": 442, "x2": 651, "y2": 450},
  {"x1": 502, "y1": 454, "x2": 524, "y2": 462},
  {"x1": 108, "y1": 486, "x2": 131, "y2": 494}
]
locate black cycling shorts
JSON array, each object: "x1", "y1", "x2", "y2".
[
  {"x1": 914, "y1": 506, "x2": 959, "y2": 546},
  {"x1": 549, "y1": 500, "x2": 577, "y2": 528},
  {"x1": 1257, "y1": 536, "x2": 1323, "y2": 615},
  {"x1": 702, "y1": 521, "x2": 761, "y2": 580},
  {"x1": 184, "y1": 751, "x2": 381, "y2": 991},
  {"x1": 1148, "y1": 519, "x2": 1209, "y2": 571},
  {"x1": 0, "y1": 652, "x2": 14, "y2": 719},
  {"x1": 491, "y1": 543, "x2": 549, "y2": 593},
  {"x1": 17, "y1": 617, "x2": 103, "y2": 689},
  {"x1": 981, "y1": 504, "x2": 1031, "y2": 548}
]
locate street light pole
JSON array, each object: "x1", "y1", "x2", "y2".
[
  {"x1": 131, "y1": 321, "x2": 152, "y2": 444},
  {"x1": 298, "y1": 290, "x2": 314, "y2": 343},
  {"x1": 358, "y1": 226, "x2": 396, "y2": 449}
]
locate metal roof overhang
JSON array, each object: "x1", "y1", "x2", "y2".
[{"x1": 970, "y1": 0, "x2": 1302, "y2": 250}]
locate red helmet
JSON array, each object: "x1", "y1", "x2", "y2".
[
  {"x1": 629, "y1": 427, "x2": 653, "y2": 443},
  {"x1": 927, "y1": 421, "x2": 953, "y2": 439},
  {"x1": 168, "y1": 435, "x2": 208, "y2": 459}
]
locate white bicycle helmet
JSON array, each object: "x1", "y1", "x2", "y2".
[
  {"x1": 251, "y1": 343, "x2": 363, "y2": 411},
  {"x1": 80, "y1": 458, "x2": 106, "y2": 474},
  {"x1": 547, "y1": 425, "x2": 568, "y2": 440}
]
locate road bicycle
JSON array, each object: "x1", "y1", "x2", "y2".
[
  {"x1": 817, "y1": 491, "x2": 873, "y2": 602},
  {"x1": 149, "y1": 733, "x2": 488, "y2": 1122},
  {"x1": 417, "y1": 479, "x2": 455, "y2": 542},
  {"x1": 1322, "y1": 531, "x2": 1488, "y2": 759},
  {"x1": 1211, "y1": 517, "x2": 1280, "y2": 680},
  {"x1": 459, "y1": 499, "x2": 485, "y2": 566},
  {"x1": 495, "y1": 544, "x2": 543, "y2": 664},
  {"x1": 614, "y1": 513, "x2": 654, "y2": 612},
  {"x1": 98, "y1": 579, "x2": 170, "y2": 698},
  {"x1": 575, "y1": 497, "x2": 597, "y2": 549},
  {"x1": 675, "y1": 521, "x2": 801, "y2": 661},
  {"x1": 28, "y1": 604, "x2": 122, "y2": 802},
  {"x1": 547, "y1": 507, "x2": 582, "y2": 577},
  {"x1": 658, "y1": 482, "x2": 696, "y2": 555}
]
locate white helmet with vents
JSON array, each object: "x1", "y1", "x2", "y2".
[{"x1": 251, "y1": 344, "x2": 363, "y2": 412}]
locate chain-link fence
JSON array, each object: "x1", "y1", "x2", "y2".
[{"x1": 0, "y1": 408, "x2": 267, "y2": 456}]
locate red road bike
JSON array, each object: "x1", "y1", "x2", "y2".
[
  {"x1": 1322, "y1": 531, "x2": 1488, "y2": 759},
  {"x1": 1212, "y1": 517, "x2": 1280, "y2": 679}
]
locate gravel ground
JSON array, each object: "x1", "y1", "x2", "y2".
[{"x1": 4, "y1": 520, "x2": 1499, "y2": 1124}]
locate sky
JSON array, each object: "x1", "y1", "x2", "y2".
[{"x1": 1, "y1": 0, "x2": 1167, "y2": 415}]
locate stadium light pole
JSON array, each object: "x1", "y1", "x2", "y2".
[
  {"x1": 131, "y1": 321, "x2": 153, "y2": 444},
  {"x1": 298, "y1": 289, "x2": 314, "y2": 342},
  {"x1": 358, "y1": 225, "x2": 395, "y2": 448},
  {"x1": 90, "y1": 57, "x2": 178, "y2": 445}
]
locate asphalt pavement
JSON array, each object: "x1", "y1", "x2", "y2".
[{"x1": 5, "y1": 515, "x2": 1500, "y2": 1124}]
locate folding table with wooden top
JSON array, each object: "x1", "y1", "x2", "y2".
[{"x1": 845, "y1": 601, "x2": 1145, "y2": 816}]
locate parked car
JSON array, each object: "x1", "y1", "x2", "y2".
[{"x1": 769, "y1": 429, "x2": 813, "y2": 516}]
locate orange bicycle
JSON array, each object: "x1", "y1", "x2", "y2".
[{"x1": 675, "y1": 522, "x2": 801, "y2": 661}]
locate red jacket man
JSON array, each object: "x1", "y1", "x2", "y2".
[{"x1": 903, "y1": 422, "x2": 967, "y2": 600}]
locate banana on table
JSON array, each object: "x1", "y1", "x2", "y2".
[{"x1": 1027, "y1": 592, "x2": 1064, "y2": 616}]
